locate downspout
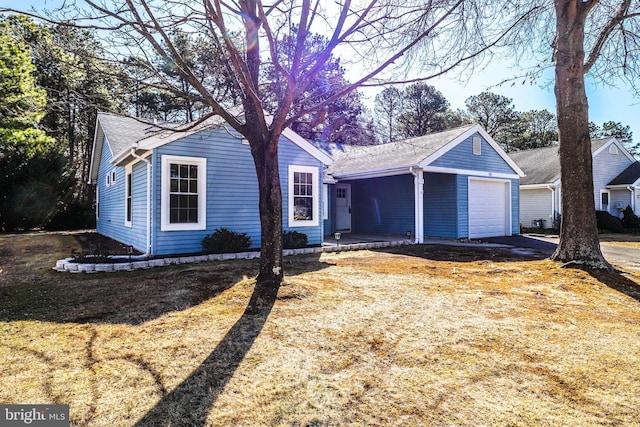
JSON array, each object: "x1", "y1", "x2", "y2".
[
  {"x1": 547, "y1": 185, "x2": 555, "y2": 227},
  {"x1": 130, "y1": 148, "x2": 152, "y2": 257},
  {"x1": 409, "y1": 166, "x2": 424, "y2": 244},
  {"x1": 628, "y1": 186, "x2": 635, "y2": 213}
]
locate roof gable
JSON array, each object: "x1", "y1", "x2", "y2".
[
  {"x1": 592, "y1": 137, "x2": 636, "y2": 162},
  {"x1": 327, "y1": 124, "x2": 523, "y2": 179},
  {"x1": 508, "y1": 137, "x2": 631, "y2": 186}
]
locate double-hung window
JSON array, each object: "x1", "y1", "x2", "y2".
[
  {"x1": 288, "y1": 165, "x2": 319, "y2": 227},
  {"x1": 161, "y1": 155, "x2": 206, "y2": 231}
]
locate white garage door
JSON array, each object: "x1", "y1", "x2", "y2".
[{"x1": 468, "y1": 179, "x2": 510, "y2": 239}]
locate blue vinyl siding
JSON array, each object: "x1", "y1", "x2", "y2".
[
  {"x1": 151, "y1": 130, "x2": 324, "y2": 255},
  {"x1": 423, "y1": 173, "x2": 459, "y2": 238},
  {"x1": 323, "y1": 184, "x2": 336, "y2": 235},
  {"x1": 430, "y1": 133, "x2": 516, "y2": 175},
  {"x1": 350, "y1": 174, "x2": 414, "y2": 235},
  {"x1": 423, "y1": 173, "x2": 519, "y2": 239},
  {"x1": 129, "y1": 161, "x2": 149, "y2": 252},
  {"x1": 95, "y1": 138, "x2": 151, "y2": 252},
  {"x1": 510, "y1": 178, "x2": 520, "y2": 234},
  {"x1": 456, "y1": 175, "x2": 469, "y2": 238}
]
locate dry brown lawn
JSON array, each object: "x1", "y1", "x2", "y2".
[
  {"x1": 1, "y1": 231, "x2": 640, "y2": 426},
  {"x1": 599, "y1": 232, "x2": 640, "y2": 249}
]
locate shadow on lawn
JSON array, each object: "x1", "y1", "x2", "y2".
[
  {"x1": 381, "y1": 243, "x2": 553, "y2": 263},
  {"x1": 0, "y1": 254, "x2": 331, "y2": 325},
  {"x1": 584, "y1": 268, "x2": 640, "y2": 303},
  {"x1": 132, "y1": 279, "x2": 279, "y2": 427}
]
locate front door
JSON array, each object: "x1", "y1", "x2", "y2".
[
  {"x1": 601, "y1": 190, "x2": 610, "y2": 213},
  {"x1": 336, "y1": 184, "x2": 351, "y2": 232}
]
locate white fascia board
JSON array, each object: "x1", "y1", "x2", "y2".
[
  {"x1": 111, "y1": 145, "x2": 151, "y2": 167},
  {"x1": 422, "y1": 165, "x2": 521, "y2": 180},
  {"x1": 332, "y1": 166, "x2": 412, "y2": 181},
  {"x1": 323, "y1": 176, "x2": 338, "y2": 184},
  {"x1": 418, "y1": 124, "x2": 526, "y2": 177},
  {"x1": 607, "y1": 184, "x2": 631, "y2": 189},
  {"x1": 520, "y1": 183, "x2": 557, "y2": 190},
  {"x1": 88, "y1": 119, "x2": 104, "y2": 183},
  {"x1": 282, "y1": 128, "x2": 334, "y2": 165}
]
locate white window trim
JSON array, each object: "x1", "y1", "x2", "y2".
[
  {"x1": 161, "y1": 155, "x2": 207, "y2": 231},
  {"x1": 124, "y1": 165, "x2": 133, "y2": 228},
  {"x1": 111, "y1": 170, "x2": 117, "y2": 185},
  {"x1": 106, "y1": 173, "x2": 110, "y2": 187},
  {"x1": 288, "y1": 165, "x2": 319, "y2": 227}
]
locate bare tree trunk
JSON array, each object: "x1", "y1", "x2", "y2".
[
  {"x1": 248, "y1": 129, "x2": 284, "y2": 288},
  {"x1": 551, "y1": 0, "x2": 612, "y2": 270}
]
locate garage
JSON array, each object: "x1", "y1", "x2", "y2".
[{"x1": 468, "y1": 178, "x2": 511, "y2": 239}]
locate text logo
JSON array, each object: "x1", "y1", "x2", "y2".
[{"x1": 0, "y1": 405, "x2": 69, "y2": 426}]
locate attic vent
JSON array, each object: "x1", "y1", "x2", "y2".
[
  {"x1": 609, "y1": 145, "x2": 618, "y2": 155},
  {"x1": 472, "y1": 137, "x2": 481, "y2": 155}
]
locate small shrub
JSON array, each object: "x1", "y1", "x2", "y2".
[
  {"x1": 283, "y1": 230, "x2": 308, "y2": 249},
  {"x1": 595, "y1": 210, "x2": 624, "y2": 233},
  {"x1": 622, "y1": 205, "x2": 640, "y2": 229},
  {"x1": 202, "y1": 228, "x2": 251, "y2": 253}
]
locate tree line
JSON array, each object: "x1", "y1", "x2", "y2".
[
  {"x1": 374, "y1": 85, "x2": 634, "y2": 153},
  {"x1": 0, "y1": 13, "x2": 635, "y2": 232}
]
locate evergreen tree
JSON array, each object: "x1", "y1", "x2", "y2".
[
  {"x1": 263, "y1": 30, "x2": 377, "y2": 145},
  {"x1": 397, "y1": 83, "x2": 450, "y2": 138},
  {"x1": 374, "y1": 87, "x2": 403, "y2": 143},
  {"x1": 0, "y1": 18, "x2": 71, "y2": 230}
]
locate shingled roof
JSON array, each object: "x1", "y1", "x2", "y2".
[
  {"x1": 609, "y1": 161, "x2": 640, "y2": 186},
  {"x1": 327, "y1": 124, "x2": 483, "y2": 178},
  {"x1": 95, "y1": 113, "x2": 164, "y2": 158},
  {"x1": 508, "y1": 138, "x2": 612, "y2": 186},
  {"x1": 89, "y1": 111, "x2": 333, "y2": 183}
]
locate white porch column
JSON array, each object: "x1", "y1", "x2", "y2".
[{"x1": 414, "y1": 168, "x2": 424, "y2": 243}]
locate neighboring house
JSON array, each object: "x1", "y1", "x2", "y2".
[
  {"x1": 509, "y1": 137, "x2": 640, "y2": 229},
  {"x1": 89, "y1": 112, "x2": 333, "y2": 256},
  {"x1": 324, "y1": 124, "x2": 525, "y2": 241}
]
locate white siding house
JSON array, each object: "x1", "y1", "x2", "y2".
[{"x1": 509, "y1": 138, "x2": 640, "y2": 229}]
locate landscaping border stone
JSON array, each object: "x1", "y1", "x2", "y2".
[{"x1": 53, "y1": 240, "x2": 413, "y2": 273}]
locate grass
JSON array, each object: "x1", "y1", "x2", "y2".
[{"x1": 1, "y1": 231, "x2": 640, "y2": 426}]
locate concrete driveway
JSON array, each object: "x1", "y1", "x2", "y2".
[{"x1": 485, "y1": 234, "x2": 640, "y2": 270}]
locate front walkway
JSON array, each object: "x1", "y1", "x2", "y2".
[
  {"x1": 323, "y1": 233, "x2": 412, "y2": 247},
  {"x1": 323, "y1": 233, "x2": 513, "y2": 248}
]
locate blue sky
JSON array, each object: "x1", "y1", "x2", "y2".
[
  {"x1": 427, "y1": 63, "x2": 639, "y2": 143},
  {"x1": 3, "y1": 0, "x2": 638, "y2": 143}
]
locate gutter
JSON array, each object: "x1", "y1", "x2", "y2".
[
  {"x1": 129, "y1": 148, "x2": 153, "y2": 257},
  {"x1": 547, "y1": 185, "x2": 556, "y2": 225}
]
